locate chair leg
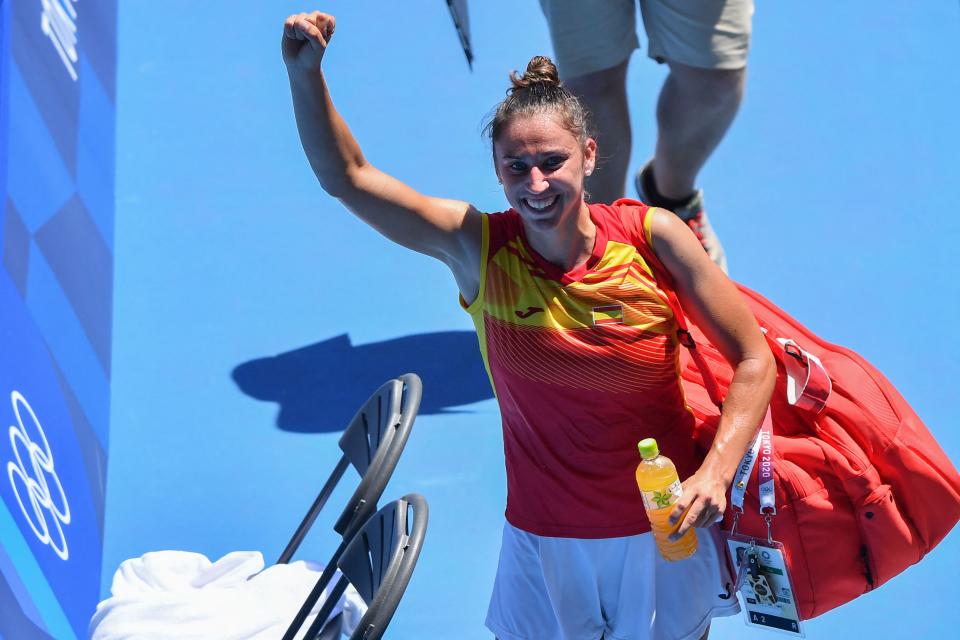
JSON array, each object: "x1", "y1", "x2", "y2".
[{"x1": 315, "y1": 611, "x2": 344, "y2": 640}]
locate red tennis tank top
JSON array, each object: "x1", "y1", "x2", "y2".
[{"x1": 462, "y1": 201, "x2": 701, "y2": 538}]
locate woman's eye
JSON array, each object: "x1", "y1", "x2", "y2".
[
  {"x1": 544, "y1": 156, "x2": 564, "y2": 168},
  {"x1": 509, "y1": 162, "x2": 526, "y2": 173}
]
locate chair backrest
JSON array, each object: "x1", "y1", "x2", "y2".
[
  {"x1": 302, "y1": 494, "x2": 429, "y2": 640},
  {"x1": 277, "y1": 373, "x2": 421, "y2": 564},
  {"x1": 279, "y1": 375, "x2": 421, "y2": 640},
  {"x1": 333, "y1": 373, "x2": 421, "y2": 539}
]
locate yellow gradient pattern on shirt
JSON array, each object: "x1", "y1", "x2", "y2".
[
  {"x1": 483, "y1": 238, "x2": 675, "y2": 334},
  {"x1": 463, "y1": 211, "x2": 683, "y2": 394}
]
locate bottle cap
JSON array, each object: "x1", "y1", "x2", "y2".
[{"x1": 637, "y1": 438, "x2": 659, "y2": 460}]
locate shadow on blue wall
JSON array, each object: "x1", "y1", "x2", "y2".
[{"x1": 232, "y1": 331, "x2": 493, "y2": 433}]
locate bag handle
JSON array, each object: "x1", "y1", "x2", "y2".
[{"x1": 777, "y1": 338, "x2": 831, "y2": 414}]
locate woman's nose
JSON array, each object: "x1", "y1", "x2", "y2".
[{"x1": 526, "y1": 167, "x2": 549, "y2": 193}]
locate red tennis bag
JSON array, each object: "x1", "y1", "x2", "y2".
[{"x1": 621, "y1": 200, "x2": 960, "y2": 620}]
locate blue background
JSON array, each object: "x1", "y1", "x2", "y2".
[
  {"x1": 4, "y1": 1, "x2": 959, "y2": 638},
  {"x1": 1, "y1": 0, "x2": 115, "y2": 637}
]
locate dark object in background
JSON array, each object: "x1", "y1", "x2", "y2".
[{"x1": 446, "y1": 0, "x2": 473, "y2": 69}]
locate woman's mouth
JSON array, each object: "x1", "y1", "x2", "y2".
[{"x1": 522, "y1": 195, "x2": 559, "y2": 213}]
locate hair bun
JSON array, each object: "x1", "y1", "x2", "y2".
[
  {"x1": 485, "y1": 53, "x2": 592, "y2": 153},
  {"x1": 509, "y1": 55, "x2": 561, "y2": 93}
]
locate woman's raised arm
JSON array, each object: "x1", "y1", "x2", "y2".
[{"x1": 282, "y1": 12, "x2": 481, "y2": 297}]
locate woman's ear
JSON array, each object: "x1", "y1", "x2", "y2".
[{"x1": 583, "y1": 137, "x2": 598, "y2": 177}]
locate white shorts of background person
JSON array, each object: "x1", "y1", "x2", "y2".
[{"x1": 538, "y1": 0, "x2": 753, "y2": 76}]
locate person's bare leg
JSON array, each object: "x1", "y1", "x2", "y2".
[
  {"x1": 562, "y1": 59, "x2": 631, "y2": 204},
  {"x1": 652, "y1": 61, "x2": 746, "y2": 200}
]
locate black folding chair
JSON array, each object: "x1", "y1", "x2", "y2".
[
  {"x1": 294, "y1": 494, "x2": 429, "y2": 640},
  {"x1": 279, "y1": 373, "x2": 422, "y2": 640}
]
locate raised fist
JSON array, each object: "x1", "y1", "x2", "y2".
[{"x1": 282, "y1": 11, "x2": 336, "y2": 72}]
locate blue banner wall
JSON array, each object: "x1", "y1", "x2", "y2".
[{"x1": 0, "y1": 1, "x2": 116, "y2": 637}]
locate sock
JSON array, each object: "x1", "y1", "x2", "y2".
[{"x1": 641, "y1": 164, "x2": 695, "y2": 211}]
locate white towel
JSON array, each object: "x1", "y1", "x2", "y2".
[{"x1": 89, "y1": 550, "x2": 366, "y2": 640}]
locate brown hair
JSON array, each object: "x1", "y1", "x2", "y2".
[{"x1": 484, "y1": 55, "x2": 593, "y2": 149}]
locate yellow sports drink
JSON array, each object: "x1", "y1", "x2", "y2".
[{"x1": 635, "y1": 437, "x2": 697, "y2": 561}]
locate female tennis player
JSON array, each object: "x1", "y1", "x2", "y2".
[{"x1": 282, "y1": 11, "x2": 775, "y2": 640}]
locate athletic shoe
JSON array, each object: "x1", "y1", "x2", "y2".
[{"x1": 635, "y1": 164, "x2": 729, "y2": 274}]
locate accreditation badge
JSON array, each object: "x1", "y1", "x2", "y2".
[
  {"x1": 725, "y1": 409, "x2": 804, "y2": 636},
  {"x1": 726, "y1": 533, "x2": 804, "y2": 637}
]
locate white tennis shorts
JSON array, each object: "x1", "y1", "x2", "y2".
[{"x1": 486, "y1": 522, "x2": 739, "y2": 640}]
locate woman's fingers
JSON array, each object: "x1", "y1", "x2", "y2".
[
  {"x1": 309, "y1": 11, "x2": 336, "y2": 41},
  {"x1": 282, "y1": 12, "x2": 336, "y2": 68},
  {"x1": 669, "y1": 500, "x2": 688, "y2": 526},
  {"x1": 668, "y1": 494, "x2": 724, "y2": 540},
  {"x1": 284, "y1": 13, "x2": 311, "y2": 40},
  {"x1": 297, "y1": 19, "x2": 326, "y2": 50},
  {"x1": 670, "y1": 504, "x2": 701, "y2": 540},
  {"x1": 692, "y1": 505, "x2": 719, "y2": 529},
  {"x1": 293, "y1": 12, "x2": 334, "y2": 47}
]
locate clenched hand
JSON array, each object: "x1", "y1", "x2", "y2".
[{"x1": 282, "y1": 11, "x2": 336, "y2": 73}]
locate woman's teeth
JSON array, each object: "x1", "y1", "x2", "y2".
[{"x1": 525, "y1": 195, "x2": 557, "y2": 210}]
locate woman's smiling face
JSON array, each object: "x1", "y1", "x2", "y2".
[{"x1": 494, "y1": 111, "x2": 596, "y2": 232}]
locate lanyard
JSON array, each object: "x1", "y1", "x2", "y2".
[{"x1": 729, "y1": 407, "x2": 777, "y2": 542}]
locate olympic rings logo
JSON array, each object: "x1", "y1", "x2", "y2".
[{"x1": 6, "y1": 391, "x2": 71, "y2": 561}]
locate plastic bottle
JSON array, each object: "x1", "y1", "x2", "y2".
[{"x1": 636, "y1": 437, "x2": 698, "y2": 561}]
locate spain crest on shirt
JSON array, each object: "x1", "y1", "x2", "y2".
[{"x1": 592, "y1": 304, "x2": 624, "y2": 326}]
